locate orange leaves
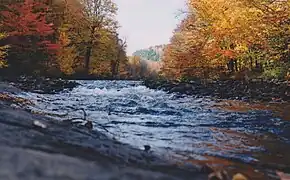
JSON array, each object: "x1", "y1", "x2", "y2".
[
  {"x1": 161, "y1": 13, "x2": 212, "y2": 79},
  {"x1": 162, "y1": 0, "x2": 290, "y2": 80},
  {"x1": 221, "y1": 50, "x2": 236, "y2": 59}
]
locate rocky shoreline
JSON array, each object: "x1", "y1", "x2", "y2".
[
  {"x1": 143, "y1": 78, "x2": 290, "y2": 102},
  {"x1": 1, "y1": 76, "x2": 80, "y2": 94},
  {"x1": 0, "y1": 82, "x2": 212, "y2": 180},
  {"x1": 0, "y1": 78, "x2": 286, "y2": 179}
]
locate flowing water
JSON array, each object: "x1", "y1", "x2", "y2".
[{"x1": 17, "y1": 80, "x2": 290, "y2": 177}]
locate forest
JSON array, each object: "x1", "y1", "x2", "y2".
[
  {"x1": 161, "y1": 0, "x2": 290, "y2": 81},
  {"x1": 0, "y1": 1, "x2": 290, "y2": 180},
  {"x1": 0, "y1": 0, "x2": 131, "y2": 79},
  {"x1": 0, "y1": 0, "x2": 289, "y2": 81}
]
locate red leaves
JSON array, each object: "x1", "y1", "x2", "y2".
[
  {"x1": 1, "y1": 0, "x2": 53, "y2": 36},
  {"x1": 0, "y1": 0, "x2": 59, "y2": 53}
]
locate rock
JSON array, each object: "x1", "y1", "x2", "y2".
[
  {"x1": 0, "y1": 94, "x2": 208, "y2": 180},
  {"x1": 143, "y1": 78, "x2": 290, "y2": 103},
  {"x1": 0, "y1": 82, "x2": 22, "y2": 94},
  {"x1": 144, "y1": 145, "x2": 151, "y2": 152},
  {"x1": 84, "y1": 120, "x2": 93, "y2": 130},
  {"x1": 5, "y1": 76, "x2": 80, "y2": 94},
  {"x1": 33, "y1": 120, "x2": 47, "y2": 129},
  {"x1": 169, "y1": 83, "x2": 193, "y2": 94},
  {"x1": 0, "y1": 146, "x2": 183, "y2": 180}
]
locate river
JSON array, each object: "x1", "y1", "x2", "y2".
[{"x1": 17, "y1": 80, "x2": 290, "y2": 178}]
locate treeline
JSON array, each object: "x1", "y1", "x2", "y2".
[
  {"x1": 132, "y1": 45, "x2": 165, "y2": 62},
  {"x1": 127, "y1": 55, "x2": 162, "y2": 79},
  {"x1": 161, "y1": 0, "x2": 290, "y2": 81},
  {"x1": 0, "y1": 0, "x2": 129, "y2": 79}
]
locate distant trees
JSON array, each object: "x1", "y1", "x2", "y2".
[
  {"x1": 132, "y1": 45, "x2": 165, "y2": 61},
  {"x1": 127, "y1": 55, "x2": 162, "y2": 79},
  {"x1": 110, "y1": 35, "x2": 127, "y2": 78}
]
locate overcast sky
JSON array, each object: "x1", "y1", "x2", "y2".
[{"x1": 113, "y1": 0, "x2": 186, "y2": 55}]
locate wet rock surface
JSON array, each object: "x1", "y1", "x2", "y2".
[
  {"x1": 0, "y1": 83, "x2": 207, "y2": 180},
  {"x1": 2, "y1": 76, "x2": 80, "y2": 94},
  {"x1": 1, "y1": 80, "x2": 289, "y2": 180},
  {"x1": 144, "y1": 78, "x2": 290, "y2": 102}
]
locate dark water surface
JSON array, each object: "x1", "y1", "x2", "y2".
[{"x1": 17, "y1": 80, "x2": 290, "y2": 177}]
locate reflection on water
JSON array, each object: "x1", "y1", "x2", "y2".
[
  {"x1": 212, "y1": 100, "x2": 290, "y2": 121},
  {"x1": 15, "y1": 80, "x2": 290, "y2": 179}
]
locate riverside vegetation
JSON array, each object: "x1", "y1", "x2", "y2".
[
  {"x1": 0, "y1": 0, "x2": 289, "y2": 99},
  {"x1": 0, "y1": 0, "x2": 290, "y2": 180}
]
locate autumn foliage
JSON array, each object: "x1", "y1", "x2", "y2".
[
  {"x1": 162, "y1": 0, "x2": 290, "y2": 80},
  {"x1": 1, "y1": 0, "x2": 59, "y2": 52},
  {"x1": 0, "y1": 0, "x2": 129, "y2": 78}
]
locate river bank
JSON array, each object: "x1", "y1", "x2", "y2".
[
  {"x1": 1, "y1": 75, "x2": 80, "y2": 94},
  {"x1": 143, "y1": 78, "x2": 290, "y2": 102},
  {"x1": 1, "y1": 79, "x2": 289, "y2": 179},
  {"x1": 0, "y1": 82, "x2": 212, "y2": 180}
]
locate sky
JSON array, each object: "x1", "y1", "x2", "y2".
[{"x1": 113, "y1": 0, "x2": 186, "y2": 55}]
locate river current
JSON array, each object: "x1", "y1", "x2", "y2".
[{"x1": 17, "y1": 80, "x2": 290, "y2": 176}]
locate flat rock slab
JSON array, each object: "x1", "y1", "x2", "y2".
[
  {"x1": 0, "y1": 146, "x2": 181, "y2": 180},
  {"x1": 0, "y1": 82, "x2": 22, "y2": 94},
  {"x1": 0, "y1": 95, "x2": 207, "y2": 180}
]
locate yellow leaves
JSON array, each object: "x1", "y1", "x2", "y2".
[
  {"x1": 164, "y1": 0, "x2": 290, "y2": 80},
  {"x1": 163, "y1": 0, "x2": 288, "y2": 79},
  {"x1": 51, "y1": 0, "x2": 124, "y2": 76},
  {"x1": 59, "y1": 31, "x2": 70, "y2": 45},
  {"x1": 0, "y1": 93, "x2": 33, "y2": 105},
  {"x1": 0, "y1": 32, "x2": 8, "y2": 68},
  {"x1": 57, "y1": 46, "x2": 77, "y2": 75},
  {"x1": 56, "y1": 25, "x2": 78, "y2": 75},
  {"x1": 0, "y1": 33, "x2": 5, "y2": 39},
  {"x1": 235, "y1": 44, "x2": 248, "y2": 53},
  {"x1": 190, "y1": 0, "x2": 267, "y2": 47}
]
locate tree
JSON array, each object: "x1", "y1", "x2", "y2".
[
  {"x1": 110, "y1": 34, "x2": 127, "y2": 78},
  {"x1": 0, "y1": 0, "x2": 59, "y2": 74},
  {"x1": 162, "y1": 14, "x2": 210, "y2": 79},
  {"x1": 0, "y1": 0, "x2": 58, "y2": 51},
  {"x1": 128, "y1": 56, "x2": 141, "y2": 79},
  {"x1": 80, "y1": 0, "x2": 118, "y2": 75},
  {"x1": 0, "y1": 0, "x2": 126, "y2": 77},
  {"x1": 53, "y1": 0, "x2": 85, "y2": 75},
  {"x1": 162, "y1": 0, "x2": 290, "y2": 80},
  {"x1": 53, "y1": 0, "x2": 120, "y2": 77}
]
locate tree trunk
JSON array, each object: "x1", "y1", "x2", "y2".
[
  {"x1": 84, "y1": 41, "x2": 92, "y2": 75},
  {"x1": 114, "y1": 49, "x2": 121, "y2": 78},
  {"x1": 111, "y1": 59, "x2": 117, "y2": 78},
  {"x1": 84, "y1": 27, "x2": 97, "y2": 76},
  {"x1": 250, "y1": 56, "x2": 253, "y2": 70},
  {"x1": 234, "y1": 59, "x2": 238, "y2": 72}
]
